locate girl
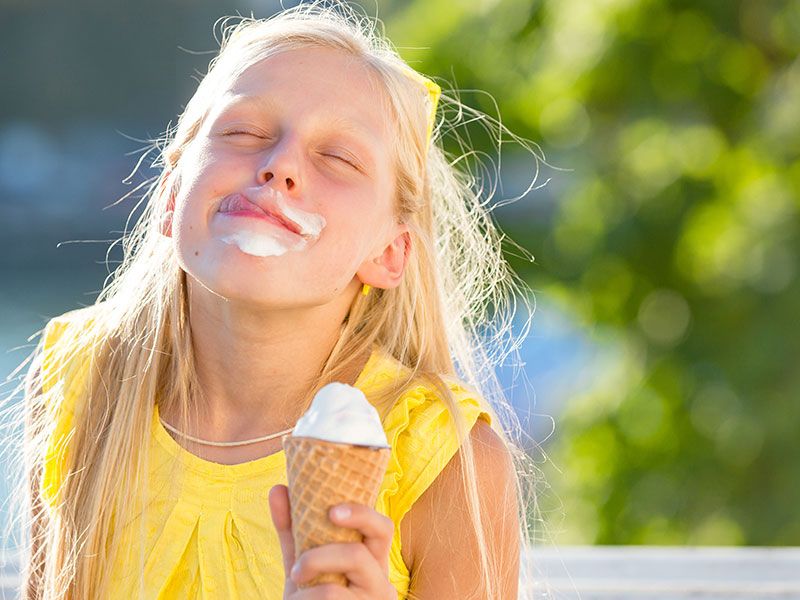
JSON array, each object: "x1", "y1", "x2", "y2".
[{"x1": 15, "y1": 1, "x2": 540, "y2": 598}]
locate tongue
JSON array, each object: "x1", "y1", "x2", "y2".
[{"x1": 221, "y1": 194, "x2": 264, "y2": 214}]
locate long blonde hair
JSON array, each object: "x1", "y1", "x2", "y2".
[{"x1": 7, "y1": 1, "x2": 548, "y2": 598}]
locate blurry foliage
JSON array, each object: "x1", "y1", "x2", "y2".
[{"x1": 385, "y1": 0, "x2": 800, "y2": 545}]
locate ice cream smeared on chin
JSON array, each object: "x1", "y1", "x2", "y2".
[
  {"x1": 218, "y1": 228, "x2": 303, "y2": 257},
  {"x1": 292, "y1": 382, "x2": 390, "y2": 448},
  {"x1": 215, "y1": 188, "x2": 326, "y2": 257}
]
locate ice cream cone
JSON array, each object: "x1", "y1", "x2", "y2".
[{"x1": 283, "y1": 435, "x2": 391, "y2": 587}]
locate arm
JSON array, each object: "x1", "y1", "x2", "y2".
[
  {"x1": 401, "y1": 419, "x2": 521, "y2": 599},
  {"x1": 22, "y1": 353, "x2": 48, "y2": 600}
]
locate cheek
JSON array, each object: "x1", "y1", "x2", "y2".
[
  {"x1": 171, "y1": 208, "x2": 204, "y2": 270},
  {"x1": 327, "y1": 213, "x2": 383, "y2": 267},
  {"x1": 173, "y1": 184, "x2": 206, "y2": 233},
  {"x1": 183, "y1": 140, "x2": 250, "y2": 190},
  {"x1": 171, "y1": 184, "x2": 219, "y2": 261},
  {"x1": 173, "y1": 155, "x2": 238, "y2": 230}
]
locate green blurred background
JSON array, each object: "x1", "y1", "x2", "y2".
[{"x1": 1, "y1": 0, "x2": 798, "y2": 547}]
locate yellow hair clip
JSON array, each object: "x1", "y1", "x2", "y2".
[{"x1": 398, "y1": 63, "x2": 441, "y2": 148}]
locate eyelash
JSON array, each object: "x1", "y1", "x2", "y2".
[
  {"x1": 223, "y1": 131, "x2": 358, "y2": 169},
  {"x1": 224, "y1": 130, "x2": 265, "y2": 138},
  {"x1": 327, "y1": 154, "x2": 358, "y2": 169}
]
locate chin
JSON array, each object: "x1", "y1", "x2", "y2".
[
  {"x1": 184, "y1": 264, "x2": 318, "y2": 311},
  {"x1": 180, "y1": 244, "x2": 354, "y2": 309}
]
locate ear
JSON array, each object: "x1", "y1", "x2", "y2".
[
  {"x1": 158, "y1": 169, "x2": 176, "y2": 238},
  {"x1": 356, "y1": 223, "x2": 411, "y2": 291}
]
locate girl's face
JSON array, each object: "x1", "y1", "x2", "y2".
[{"x1": 168, "y1": 46, "x2": 407, "y2": 308}]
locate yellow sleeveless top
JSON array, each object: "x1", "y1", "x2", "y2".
[{"x1": 38, "y1": 307, "x2": 493, "y2": 599}]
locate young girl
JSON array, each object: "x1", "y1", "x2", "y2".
[{"x1": 16, "y1": 2, "x2": 540, "y2": 598}]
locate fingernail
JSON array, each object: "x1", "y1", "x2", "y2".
[
  {"x1": 290, "y1": 563, "x2": 300, "y2": 580},
  {"x1": 332, "y1": 505, "x2": 351, "y2": 520}
]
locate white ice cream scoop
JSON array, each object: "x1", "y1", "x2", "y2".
[{"x1": 292, "y1": 382, "x2": 390, "y2": 448}]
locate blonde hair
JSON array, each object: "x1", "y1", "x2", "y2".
[{"x1": 6, "y1": 1, "x2": 550, "y2": 598}]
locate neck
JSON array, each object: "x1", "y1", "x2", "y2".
[{"x1": 172, "y1": 273, "x2": 366, "y2": 443}]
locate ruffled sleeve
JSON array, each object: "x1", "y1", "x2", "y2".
[
  {"x1": 38, "y1": 308, "x2": 96, "y2": 510},
  {"x1": 374, "y1": 376, "x2": 493, "y2": 596}
]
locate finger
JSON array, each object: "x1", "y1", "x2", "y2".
[
  {"x1": 268, "y1": 484, "x2": 297, "y2": 587},
  {"x1": 291, "y1": 543, "x2": 384, "y2": 591},
  {"x1": 328, "y1": 503, "x2": 394, "y2": 574},
  {"x1": 289, "y1": 583, "x2": 354, "y2": 599}
]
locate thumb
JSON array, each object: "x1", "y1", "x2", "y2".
[{"x1": 269, "y1": 484, "x2": 298, "y2": 590}]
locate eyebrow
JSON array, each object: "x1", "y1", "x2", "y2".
[{"x1": 219, "y1": 94, "x2": 380, "y2": 159}]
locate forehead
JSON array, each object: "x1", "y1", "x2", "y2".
[{"x1": 216, "y1": 47, "x2": 392, "y2": 146}]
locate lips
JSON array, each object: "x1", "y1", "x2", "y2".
[{"x1": 218, "y1": 194, "x2": 302, "y2": 235}]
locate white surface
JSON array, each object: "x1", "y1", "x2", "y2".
[
  {"x1": 2, "y1": 545, "x2": 800, "y2": 598},
  {"x1": 522, "y1": 545, "x2": 800, "y2": 599}
]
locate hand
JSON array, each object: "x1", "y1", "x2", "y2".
[{"x1": 269, "y1": 484, "x2": 397, "y2": 599}]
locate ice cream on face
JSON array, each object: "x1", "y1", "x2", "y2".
[
  {"x1": 274, "y1": 192, "x2": 326, "y2": 239},
  {"x1": 216, "y1": 188, "x2": 326, "y2": 258},
  {"x1": 218, "y1": 229, "x2": 304, "y2": 257},
  {"x1": 292, "y1": 383, "x2": 390, "y2": 448}
]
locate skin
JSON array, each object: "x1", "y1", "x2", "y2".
[{"x1": 161, "y1": 46, "x2": 520, "y2": 598}]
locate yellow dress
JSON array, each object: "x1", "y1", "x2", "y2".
[{"x1": 38, "y1": 307, "x2": 493, "y2": 599}]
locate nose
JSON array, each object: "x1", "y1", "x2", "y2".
[{"x1": 257, "y1": 136, "x2": 301, "y2": 193}]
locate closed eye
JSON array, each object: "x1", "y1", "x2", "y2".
[
  {"x1": 224, "y1": 130, "x2": 261, "y2": 137},
  {"x1": 323, "y1": 153, "x2": 360, "y2": 170},
  {"x1": 219, "y1": 133, "x2": 360, "y2": 171}
]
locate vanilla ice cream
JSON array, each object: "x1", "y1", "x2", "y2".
[{"x1": 292, "y1": 383, "x2": 389, "y2": 448}]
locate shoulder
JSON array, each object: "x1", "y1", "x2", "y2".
[
  {"x1": 32, "y1": 304, "x2": 107, "y2": 511},
  {"x1": 401, "y1": 417, "x2": 516, "y2": 537},
  {"x1": 24, "y1": 307, "x2": 94, "y2": 420},
  {"x1": 408, "y1": 415, "x2": 515, "y2": 510},
  {"x1": 43, "y1": 304, "x2": 102, "y2": 339},
  {"x1": 377, "y1": 356, "x2": 494, "y2": 431},
  {"x1": 378, "y1": 370, "x2": 496, "y2": 489},
  {"x1": 38, "y1": 304, "x2": 104, "y2": 365},
  {"x1": 364, "y1": 357, "x2": 521, "y2": 594},
  {"x1": 374, "y1": 365, "x2": 497, "y2": 518},
  {"x1": 366, "y1": 350, "x2": 496, "y2": 454},
  {"x1": 40, "y1": 303, "x2": 105, "y2": 361},
  {"x1": 400, "y1": 416, "x2": 520, "y2": 595},
  {"x1": 468, "y1": 417, "x2": 516, "y2": 476},
  {"x1": 36, "y1": 303, "x2": 105, "y2": 411}
]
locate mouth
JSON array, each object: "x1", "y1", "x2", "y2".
[{"x1": 218, "y1": 194, "x2": 303, "y2": 236}]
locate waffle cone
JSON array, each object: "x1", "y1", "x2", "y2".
[{"x1": 282, "y1": 435, "x2": 391, "y2": 588}]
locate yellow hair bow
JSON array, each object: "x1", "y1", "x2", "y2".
[{"x1": 398, "y1": 63, "x2": 441, "y2": 148}]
